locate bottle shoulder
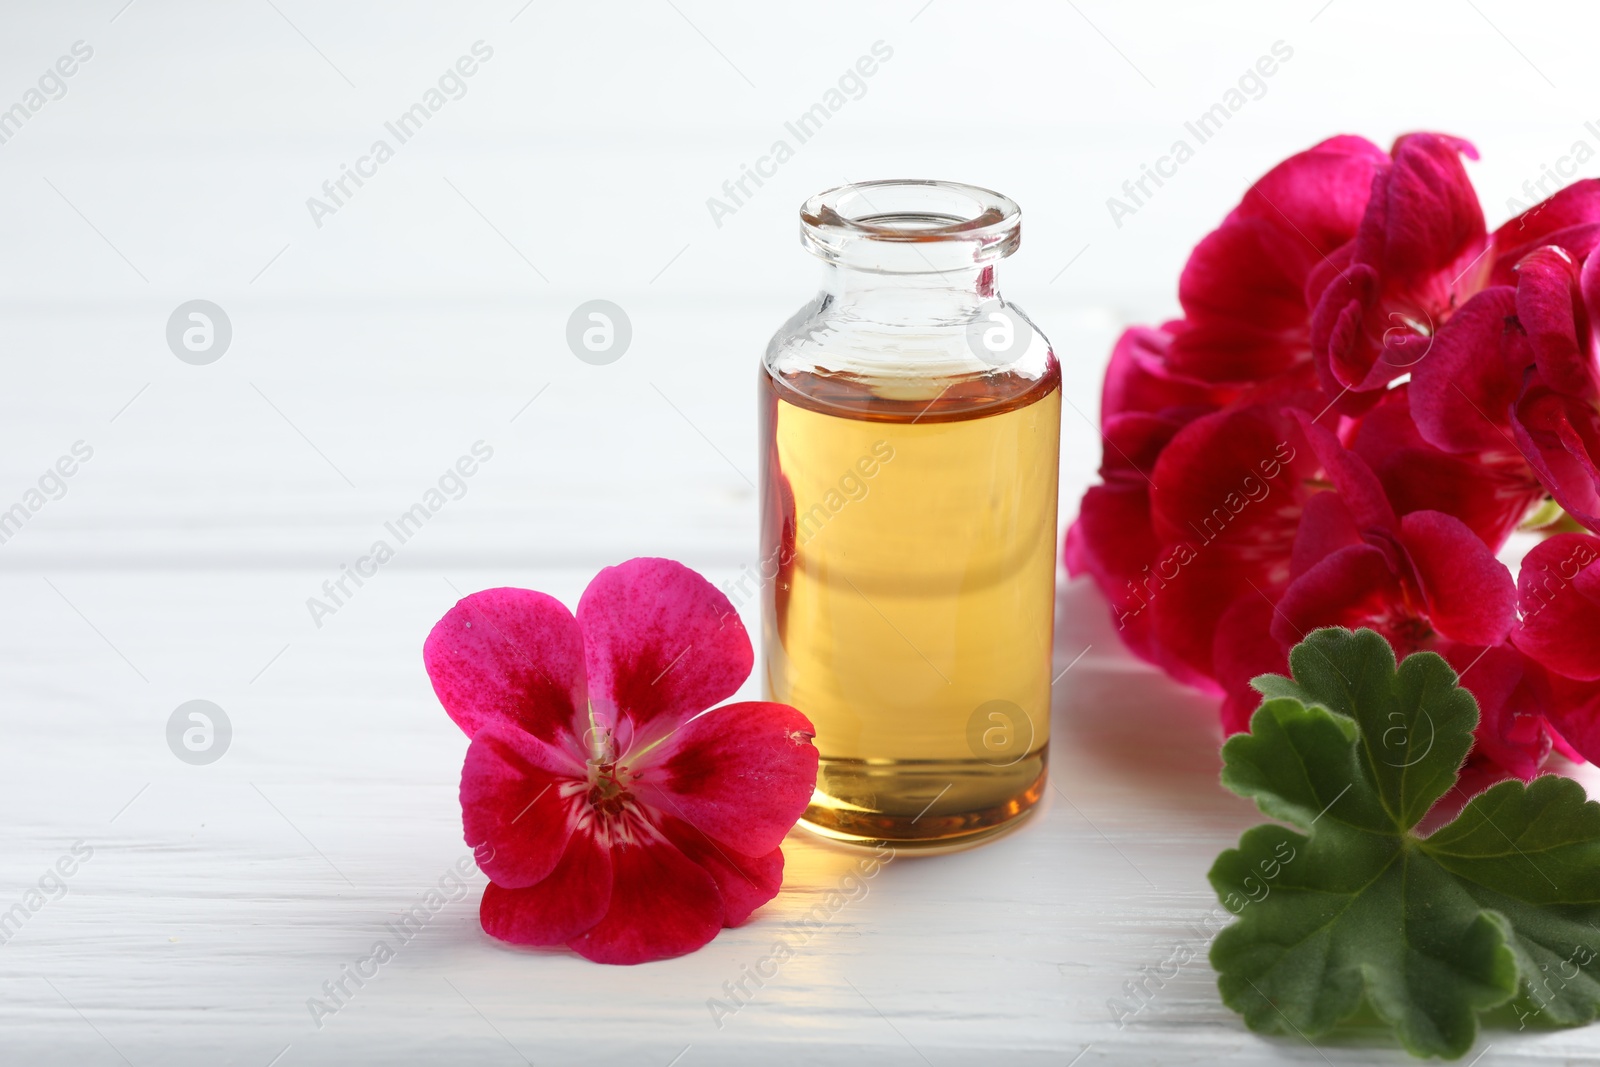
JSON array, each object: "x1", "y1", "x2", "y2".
[{"x1": 763, "y1": 291, "x2": 1059, "y2": 421}]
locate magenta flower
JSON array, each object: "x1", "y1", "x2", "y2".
[
  {"x1": 1070, "y1": 131, "x2": 1600, "y2": 783},
  {"x1": 1271, "y1": 418, "x2": 1518, "y2": 656},
  {"x1": 1261, "y1": 419, "x2": 1565, "y2": 778},
  {"x1": 1515, "y1": 533, "x2": 1600, "y2": 684},
  {"x1": 423, "y1": 558, "x2": 818, "y2": 965},
  {"x1": 1487, "y1": 178, "x2": 1600, "y2": 285},
  {"x1": 1341, "y1": 387, "x2": 1534, "y2": 552},
  {"x1": 1412, "y1": 230, "x2": 1600, "y2": 535},
  {"x1": 1168, "y1": 134, "x2": 1386, "y2": 388},
  {"x1": 1507, "y1": 249, "x2": 1600, "y2": 530},
  {"x1": 1510, "y1": 533, "x2": 1600, "y2": 767},
  {"x1": 1309, "y1": 133, "x2": 1488, "y2": 404}
]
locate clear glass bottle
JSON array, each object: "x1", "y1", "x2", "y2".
[{"x1": 760, "y1": 180, "x2": 1061, "y2": 850}]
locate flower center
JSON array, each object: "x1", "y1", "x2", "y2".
[{"x1": 585, "y1": 761, "x2": 634, "y2": 817}]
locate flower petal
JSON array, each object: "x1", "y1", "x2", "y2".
[
  {"x1": 1069, "y1": 412, "x2": 1187, "y2": 679},
  {"x1": 1512, "y1": 380, "x2": 1600, "y2": 530},
  {"x1": 424, "y1": 587, "x2": 588, "y2": 745},
  {"x1": 1543, "y1": 672, "x2": 1600, "y2": 764},
  {"x1": 460, "y1": 723, "x2": 584, "y2": 888},
  {"x1": 657, "y1": 815, "x2": 784, "y2": 927},
  {"x1": 634, "y1": 700, "x2": 818, "y2": 857},
  {"x1": 1073, "y1": 482, "x2": 1172, "y2": 680},
  {"x1": 1294, "y1": 412, "x2": 1397, "y2": 533},
  {"x1": 1145, "y1": 404, "x2": 1315, "y2": 682},
  {"x1": 1512, "y1": 532, "x2": 1600, "y2": 681},
  {"x1": 1491, "y1": 179, "x2": 1600, "y2": 284},
  {"x1": 566, "y1": 826, "x2": 723, "y2": 964},
  {"x1": 1514, "y1": 246, "x2": 1592, "y2": 398},
  {"x1": 1410, "y1": 286, "x2": 1521, "y2": 453},
  {"x1": 1396, "y1": 510, "x2": 1517, "y2": 646},
  {"x1": 1272, "y1": 543, "x2": 1402, "y2": 648},
  {"x1": 1310, "y1": 133, "x2": 1487, "y2": 396},
  {"x1": 579, "y1": 558, "x2": 753, "y2": 738},
  {"x1": 479, "y1": 831, "x2": 613, "y2": 946},
  {"x1": 1213, "y1": 594, "x2": 1287, "y2": 735},
  {"x1": 1169, "y1": 135, "x2": 1386, "y2": 384},
  {"x1": 1103, "y1": 324, "x2": 1233, "y2": 419},
  {"x1": 1353, "y1": 388, "x2": 1542, "y2": 550},
  {"x1": 1440, "y1": 643, "x2": 1554, "y2": 781},
  {"x1": 1362, "y1": 133, "x2": 1484, "y2": 292},
  {"x1": 1289, "y1": 490, "x2": 1364, "y2": 580}
]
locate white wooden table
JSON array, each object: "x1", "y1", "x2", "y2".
[{"x1": 5, "y1": 2, "x2": 1600, "y2": 1062}]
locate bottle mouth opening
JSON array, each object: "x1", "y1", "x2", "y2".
[{"x1": 800, "y1": 179, "x2": 1021, "y2": 274}]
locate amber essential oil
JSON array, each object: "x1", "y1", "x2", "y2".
[{"x1": 760, "y1": 368, "x2": 1061, "y2": 849}]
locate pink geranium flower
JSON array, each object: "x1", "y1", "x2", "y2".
[
  {"x1": 1309, "y1": 133, "x2": 1488, "y2": 405},
  {"x1": 1168, "y1": 134, "x2": 1387, "y2": 388},
  {"x1": 1345, "y1": 386, "x2": 1538, "y2": 552},
  {"x1": 423, "y1": 558, "x2": 818, "y2": 965},
  {"x1": 1507, "y1": 247, "x2": 1600, "y2": 530},
  {"x1": 1263, "y1": 419, "x2": 1565, "y2": 778},
  {"x1": 1273, "y1": 416, "x2": 1519, "y2": 656}
]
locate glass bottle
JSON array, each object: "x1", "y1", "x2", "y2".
[{"x1": 760, "y1": 179, "x2": 1061, "y2": 850}]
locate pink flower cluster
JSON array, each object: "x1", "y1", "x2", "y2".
[{"x1": 1066, "y1": 133, "x2": 1600, "y2": 783}]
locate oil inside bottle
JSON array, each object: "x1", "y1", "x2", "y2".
[{"x1": 760, "y1": 366, "x2": 1060, "y2": 849}]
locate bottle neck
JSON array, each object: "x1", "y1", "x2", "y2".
[{"x1": 821, "y1": 263, "x2": 998, "y2": 326}]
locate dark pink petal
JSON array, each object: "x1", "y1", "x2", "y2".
[
  {"x1": 1310, "y1": 133, "x2": 1487, "y2": 396},
  {"x1": 1289, "y1": 490, "x2": 1363, "y2": 580},
  {"x1": 1167, "y1": 315, "x2": 1310, "y2": 386},
  {"x1": 1363, "y1": 133, "x2": 1484, "y2": 291},
  {"x1": 1411, "y1": 286, "x2": 1521, "y2": 452},
  {"x1": 1071, "y1": 479, "x2": 1163, "y2": 665},
  {"x1": 1514, "y1": 246, "x2": 1592, "y2": 397},
  {"x1": 1242, "y1": 134, "x2": 1389, "y2": 240},
  {"x1": 1172, "y1": 221, "x2": 1323, "y2": 383},
  {"x1": 1169, "y1": 136, "x2": 1386, "y2": 384},
  {"x1": 1068, "y1": 410, "x2": 1226, "y2": 688},
  {"x1": 424, "y1": 588, "x2": 588, "y2": 745},
  {"x1": 1491, "y1": 179, "x2": 1600, "y2": 284},
  {"x1": 579, "y1": 558, "x2": 754, "y2": 739},
  {"x1": 1147, "y1": 404, "x2": 1316, "y2": 681},
  {"x1": 1074, "y1": 482, "x2": 1215, "y2": 692},
  {"x1": 1255, "y1": 134, "x2": 1391, "y2": 227},
  {"x1": 1396, "y1": 510, "x2": 1517, "y2": 646},
  {"x1": 1144, "y1": 557, "x2": 1239, "y2": 694},
  {"x1": 657, "y1": 815, "x2": 784, "y2": 927},
  {"x1": 1303, "y1": 241, "x2": 1354, "y2": 315},
  {"x1": 1543, "y1": 673, "x2": 1600, "y2": 764},
  {"x1": 1213, "y1": 594, "x2": 1286, "y2": 735},
  {"x1": 1512, "y1": 380, "x2": 1600, "y2": 530},
  {"x1": 1062, "y1": 518, "x2": 1088, "y2": 574},
  {"x1": 1294, "y1": 413, "x2": 1397, "y2": 532},
  {"x1": 1149, "y1": 405, "x2": 1311, "y2": 553},
  {"x1": 566, "y1": 827, "x2": 723, "y2": 964},
  {"x1": 1442, "y1": 643, "x2": 1553, "y2": 781},
  {"x1": 1583, "y1": 237, "x2": 1600, "y2": 341},
  {"x1": 1098, "y1": 410, "x2": 1191, "y2": 482},
  {"x1": 1550, "y1": 721, "x2": 1586, "y2": 764},
  {"x1": 1070, "y1": 483, "x2": 1155, "y2": 596},
  {"x1": 1310, "y1": 262, "x2": 1385, "y2": 392},
  {"x1": 460, "y1": 723, "x2": 584, "y2": 889},
  {"x1": 1512, "y1": 532, "x2": 1600, "y2": 681},
  {"x1": 1353, "y1": 388, "x2": 1543, "y2": 550},
  {"x1": 1102, "y1": 324, "x2": 1233, "y2": 420},
  {"x1": 1272, "y1": 543, "x2": 1403, "y2": 647},
  {"x1": 633, "y1": 701, "x2": 817, "y2": 857},
  {"x1": 479, "y1": 831, "x2": 612, "y2": 945}
]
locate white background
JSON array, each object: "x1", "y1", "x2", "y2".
[{"x1": 2, "y1": 1, "x2": 1598, "y2": 1064}]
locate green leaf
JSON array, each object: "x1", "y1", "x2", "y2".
[{"x1": 1211, "y1": 627, "x2": 1600, "y2": 1059}]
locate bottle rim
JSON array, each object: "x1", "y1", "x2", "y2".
[{"x1": 800, "y1": 179, "x2": 1021, "y2": 274}]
